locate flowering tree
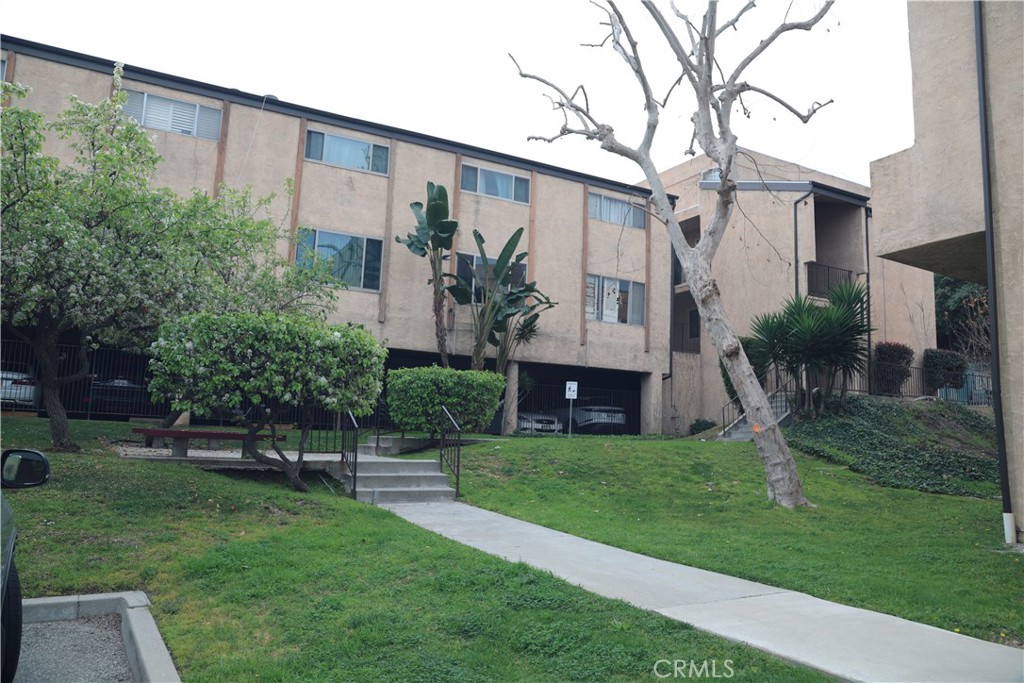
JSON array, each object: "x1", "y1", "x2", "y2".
[
  {"x1": 1, "y1": 73, "x2": 336, "y2": 450},
  {"x1": 149, "y1": 313, "x2": 387, "y2": 491}
]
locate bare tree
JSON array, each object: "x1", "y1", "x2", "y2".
[{"x1": 515, "y1": 0, "x2": 835, "y2": 507}]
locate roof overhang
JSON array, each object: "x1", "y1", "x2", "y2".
[{"x1": 697, "y1": 178, "x2": 869, "y2": 207}]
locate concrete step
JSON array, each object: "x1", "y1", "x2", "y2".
[
  {"x1": 357, "y1": 437, "x2": 432, "y2": 456},
  {"x1": 354, "y1": 458, "x2": 442, "y2": 475},
  {"x1": 344, "y1": 454, "x2": 456, "y2": 504},
  {"x1": 355, "y1": 487, "x2": 456, "y2": 504},
  {"x1": 347, "y1": 472, "x2": 451, "y2": 489}
]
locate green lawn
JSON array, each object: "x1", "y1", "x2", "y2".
[
  {"x1": 455, "y1": 431, "x2": 1022, "y2": 648},
  {"x1": 1, "y1": 415, "x2": 826, "y2": 682}
]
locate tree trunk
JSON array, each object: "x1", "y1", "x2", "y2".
[
  {"x1": 242, "y1": 438, "x2": 308, "y2": 492},
  {"x1": 500, "y1": 361, "x2": 519, "y2": 435},
  {"x1": 687, "y1": 259, "x2": 810, "y2": 508},
  {"x1": 33, "y1": 334, "x2": 79, "y2": 452},
  {"x1": 158, "y1": 410, "x2": 185, "y2": 429},
  {"x1": 432, "y1": 255, "x2": 449, "y2": 367}
]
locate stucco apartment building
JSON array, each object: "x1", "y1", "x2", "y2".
[
  {"x1": 657, "y1": 150, "x2": 935, "y2": 433},
  {"x1": 1, "y1": 35, "x2": 935, "y2": 439},
  {"x1": 1, "y1": 35, "x2": 671, "y2": 434},
  {"x1": 869, "y1": 2, "x2": 1022, "y2": 543}
]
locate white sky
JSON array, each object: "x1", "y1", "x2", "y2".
[{"x1": 1, "y1": 0, "x2": 914, "y2": 187}]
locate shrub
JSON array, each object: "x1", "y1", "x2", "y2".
[
  {"x1": 923, "y1": 348, "x2": 968, "y2": 393},
  {"x1": 872, "y1": 341, "x2": 914, "y2": 396},
  {"x1": 688, "y1": 418, "x2": 717, "y2": 436},
  {"x1": 388, "y1": 366, "x2": 505, "y2": 433}
]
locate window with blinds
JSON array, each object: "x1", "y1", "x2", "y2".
[
  {"x1": 585, "y1": 274, "x2": 645, "y2": 326},
  {"x1": 123, "y1": 90, "x2": 222, "y2": 141}
]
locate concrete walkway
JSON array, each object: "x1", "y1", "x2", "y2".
[{"x1": 384, "y1": 501, "x2": 1024, "y2": 683}]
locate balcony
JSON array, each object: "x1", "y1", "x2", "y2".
[{"x1": 806, "y1": 261, "x2": 855, "y2": 298}]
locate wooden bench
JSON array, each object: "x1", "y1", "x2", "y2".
[{"x1": 131, "y1": 428, "x2": 286, "y2": 458}]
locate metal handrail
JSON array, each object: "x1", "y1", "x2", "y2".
[
  {"x1": 439, "y1": 406, "x2": 462, "y2": 497},
  {"x1": 720, "y1": 365, "x2": 790, "y2": 433},
  {"x1": 340, "y1": 411, "x2": 359, "y2": 499}
]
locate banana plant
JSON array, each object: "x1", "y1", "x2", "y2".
[
  {"x1": 446, "y1": 228, "x2": 555, "y2": 372},
  {"x1": 398, "y1": 182, "x2": 459, "y2": 366}
]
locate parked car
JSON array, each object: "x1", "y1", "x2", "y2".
[
  {"x1": 0, "y1": 366, "x2": 41, "y2": 410},
  {"x1": 551, "y1": 401, "x2": 627, "y2": 435},
  {"x1": 1, "y1": 449, "x2": 51, "y2": 683},
  {"x1": 88, "y1": 377, "x2": 146, "y2": 415},
  {"x1": 517, "y1": 411, "x2": 563, "y2": 435}
]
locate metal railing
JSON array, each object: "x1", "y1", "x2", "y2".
[
  {"x1": 439, "y1": 406, "x2": 462, "y2": 497},
  {"x1": 720, "y1": 360, "x2": 994, "y2": 428},
  {"x1": 721, "y1": 366, "x2": 786, "y2": 430},
  {"x1": 806, "y1": 261, "x2": 855, "y2": 298},
  {"x1": 340, "y1": 411, "x2": 360, "y2": 498}
]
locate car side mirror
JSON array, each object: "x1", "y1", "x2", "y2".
[{"x1": 1, "y1": 449, "x2": 50, "y2": 488}]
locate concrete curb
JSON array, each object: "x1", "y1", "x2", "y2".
[{"x1": 23, "y1": 591, "x2": 180, "y2": 683}]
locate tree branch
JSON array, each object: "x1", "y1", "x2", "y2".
[
  {"x1": 729, "y1": 84, "x2": 834, "y2": 123},
  {"x1": 716, "y1": 0, "x2": 757, "y2": 36},
  {"x1": 726, "y1": 0, "x2": 835, "y2": 89}
]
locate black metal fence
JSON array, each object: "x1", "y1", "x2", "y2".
[
  {"x1": 0, "y1": 339, "x2": 372, "y2": 453},
  {"x1": 516, "y1": 383, "x2": 641, "y2": 435},
  {"x1": 721, "y1": 360, "x2": 994, "y2": 428},
  {"x1": 1, "y1": 338, "x2": 170, "y2": 419}
]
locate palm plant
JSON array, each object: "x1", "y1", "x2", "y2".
[
  {"x1": 750, "y1": 281, "x2": 871, "y2": 418},
  {"x1": 824, "y1": 281, "x2": 870, "y2": 410}
]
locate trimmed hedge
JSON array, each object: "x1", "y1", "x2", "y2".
[
  {"x1": 872, "y1": 341, "x2": 914, "y2": 396},
  {"x1": 923, "y1": 348, "x2": 968, "y2": 393},
  {"x1": 387, "y1": 366, "x2": 505, "y2": 433}
]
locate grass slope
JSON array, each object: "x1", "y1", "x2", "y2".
[
  {"x1": 456, "y1": 409, "x2": 1021, "y2": 648},
  {"x1": 1, "y1": 416, "x2": 823, "y2": 682}
]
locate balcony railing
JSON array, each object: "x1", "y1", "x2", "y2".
[{"x1": 806, "y1": 261, "x2": 855, "y2": 298}]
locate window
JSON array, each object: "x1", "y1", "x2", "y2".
[
  {"x1": 296, "y1": 228, "x2": 383, "y2": 291},
  {"x1": 589, "y1": 193, "x2": 645, "y2": 229},
  {"x1": 456, "y1": 252, "x2": 527, "y2": 303},
  {"x1": 461, "y1": 164, "x2": 530, "y2": 203},
  {"x1": 1, "y1": 58, "x2": 7, "y2": 82},
  {"x1": 123, "y1": 90, "x2": 221, "y2": 141},
  {"x1": 688, "y1": 308, "x2": 701, "y2": 339},
  {"x1": 304, "y1": 130, "x2": 389, "y2": 174},
  {"x1": 586, "y1": 275, "x2": 645, "y2": 326}
]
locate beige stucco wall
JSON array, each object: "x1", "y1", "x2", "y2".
[
  {"x1": 658, "y1": 149, "x2": 936, "y2": 434},
  {"x1": 875, "y1": 2, "x2": 1022, "y2": 282},
  {"x1": 984, "y1": 4, "x2": 1024, "y2": 538},
  {"x1": 869, "y1": 1, "x2": 1022, "y2": 541},
  {"x1": 5, "y1": 54, "x2": 111, "y2": 165}
]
